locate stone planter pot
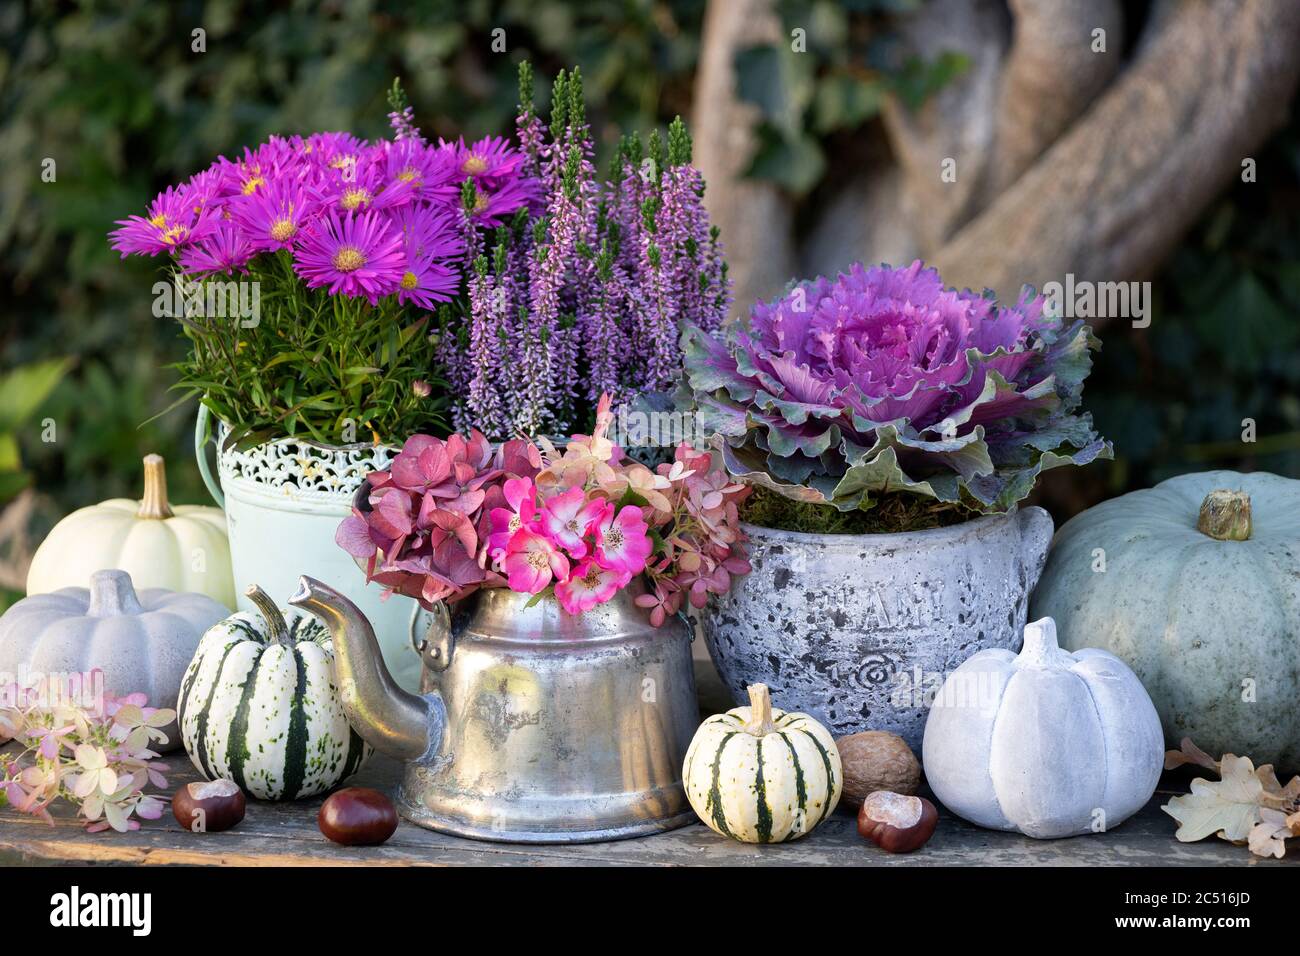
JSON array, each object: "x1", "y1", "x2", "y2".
[
  {"x1": 701, "y1": 507, "x2": 1055, "y2": 750},
  {"x1": 193, "y1": 406, "x2": 422, "y2": 692}
]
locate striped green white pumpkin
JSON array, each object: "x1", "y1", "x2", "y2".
[
  {"x1": 177, "y1": 586, "x2": 372, "y2": 801},
  {"x1": 683, "y1": 683, "x2": 842, "y2": 843}
]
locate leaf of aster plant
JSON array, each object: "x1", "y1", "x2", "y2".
[{"x1": 1162, "y1": 755, "x2": 1268, "y2": 843}]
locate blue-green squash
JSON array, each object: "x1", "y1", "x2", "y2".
[{"x1": 1031, "y1": 471, "x2": 1300, "y2": 771}]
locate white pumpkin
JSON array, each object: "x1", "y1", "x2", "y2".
[
  {"x1": 0, "y1": 569, "x2": 229, "y2": 751},
  {"x1": 922, "y1": 617, "x2": 1163, "y2": 839},
  {"x1": 27, "y1": 454, "x2": 234, "y2": 609},
  {"x1": 177, "y1": 586, "x2": 372, "y2": 801},
  {"x1": 683, "y1": 683, "x2": 842, "y2": 843}
]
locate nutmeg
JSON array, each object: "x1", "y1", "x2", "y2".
[
  {"x1": 835, "y1": 731, "x2": 921, "y2": 806},
  {"x1": 857, "y1": 791, "x2": 937, "y2": 853}
]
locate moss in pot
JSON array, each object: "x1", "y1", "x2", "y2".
[{"x1": 680, "y1": 259, "x2": 1110, "y2": 747}]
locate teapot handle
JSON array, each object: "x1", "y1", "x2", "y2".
[{"x1": 410, "y1": 600, "x2": 455, "y2": 672}]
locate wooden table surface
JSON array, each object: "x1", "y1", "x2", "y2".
[{"x1": 1, "y1": 662, "x2": 1290, "y2": 867}]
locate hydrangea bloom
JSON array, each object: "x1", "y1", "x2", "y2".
[
  {"x1": 337, "y1": 394, "x2": 751, "y2": 624},
  {"x1": 682, "y1": 260, "x2": 1111, "y2": 514}
]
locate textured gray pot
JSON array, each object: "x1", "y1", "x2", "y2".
[{"x1": 701, "y1": 507, "x2": 1054, "y2": 750}]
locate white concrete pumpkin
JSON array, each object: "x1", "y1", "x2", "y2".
[
  {"x1": 27, "y1": 455, "x2": 234, "y2": 609},
  {"x1": 921, "y1": 617, "x2": 1162, "y2": 839},
  {"x1": 0, "y1": 569, "x2": 229, "y2": 751}
]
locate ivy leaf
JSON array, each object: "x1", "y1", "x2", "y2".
[{"x1": 745, "y1": 127, "x2": 826, "y2": 195}]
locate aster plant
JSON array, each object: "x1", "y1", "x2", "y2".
[
  {"x1": 109, "y1": 83, "x2": 536, "y2": 448},
  {"x1": 437, "y1": 63, "x2": 730, "y2": 439},
  {"x1": 681, "y1": 260, "x2": 1111, "y2": 527}
]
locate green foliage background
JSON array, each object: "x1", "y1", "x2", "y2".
[{"x1": 2, "y1": 0, "x2": 1298, "y2": 605}]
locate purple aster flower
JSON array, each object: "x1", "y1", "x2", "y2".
[
  {"x1": 451, "y1": 136, "x2": 527, "y2": 186},
  {"x1": 468, "y1": 177, "x2": 538, "y2": 227},
  {"x1": 293, "y1": 209, "x2": 405, "y2": 303},
  {"x1": 109, "y1": 184, "x2": 216, "y2": 257},
  {"x1": 178, "y1": 223, "x2": 256, "y2": 276},
  {"x1": 394, "y1": 206, "x2": 463, "y2": 310},
  {"x1": 230, "y1": 175, "x2": 323, "y2": 252}
]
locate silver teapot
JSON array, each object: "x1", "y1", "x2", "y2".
[{"x1": 290, "y1": 576, "x2": 700, "y2": 843}]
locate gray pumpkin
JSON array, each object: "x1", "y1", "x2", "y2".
[
  {"x1": 1031, "y1": 471, "x2": 1300, "y2": 770},
  {"x1": 0, "y1": 569, "x2": 229, "y2": 750}
]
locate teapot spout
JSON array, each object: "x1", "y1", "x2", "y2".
[{"x1": 290, "y1": 576, "x2": 432, "y2": 761}]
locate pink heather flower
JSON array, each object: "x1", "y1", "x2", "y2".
[
  {"x1": 555, "y1": 560, "x2": 631, "y2": 615},
  {"x1": 178, "y1": 223, "x2": 256, "y2": 276},
  {"x1": 293, "y1": 209, "x2": 405, "y2": 303},
  {"x1": 503, "y1": 529, "x2": 570, "y2": 594},
  {"x1": 594, "y1": 504, "x2": 652, "y2": 575},
  {"x1": 488, "y1": 477, "x2": 538, "y2": 558},
  {"x1": 539, "y1": 486, "x2": 606, "y2": 559},
  {"x1": 109, "y1": 184, "x2": 215, "y2": 257},
  {"x1": 230, "y1": 175, "x2": 322, "y2": 252}
]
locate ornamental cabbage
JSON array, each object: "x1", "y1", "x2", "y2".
[{"x1": 681, "y1": 260, "x2": 1111, "y2": 514}]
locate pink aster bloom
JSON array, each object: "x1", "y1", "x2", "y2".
[
  {"x1": 555, "y1": 560, "x2": 631, "y2": 615},
  {"x1": 594, "y1": 504, "x2": 653, "y2": 576},
  {"x1": 230, "y1": 175, "x2": 322, "y2": 252},
  {"x1": 394, "y1": 205, "x2": 463, "y2": 309},
  {"x1": 468, "y1": 176, "x2": 539, "y2": 226},
  {"x1": 488, "y1": 477, "x2": 539, "y2": 559},
  {"x1": 452, "y1": 136, "x2": 527, "y2": 186},
  {"x1": 539, "y1": 486, "x2": 606, "y2": 559},
  {"x1": 178, "y1": 223, "x2": 256, "y2": 276},
  {"x1": 293, "y1": 209, "x2": 405, "y2": 303},
  {"x1": 109, "y1": 184, "x2": 216, "y2": 257},
  {"x1": 503, "y1": 528, "x2": 570, "y2": 594}
]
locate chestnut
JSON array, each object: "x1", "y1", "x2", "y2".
[
  {"x1": 318, "y1": 787, "x2": 398, "y2": 846},
  {"x1": 173, "y1": 779, "x2": 246, "y2": 833},
  {"x1": 857, "y1": 790, "x2": 937, "y2": 853}
]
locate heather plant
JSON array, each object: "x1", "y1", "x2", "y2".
[
  {"x1": 0, "y1": 688, "x2": 173, "y2": 833},
  {"x1": 437, "y1": 64, "x2": 731, "y2": 439},
  {"x1": 682, "y1": 260, "x2": 1111, "y2": 528}
]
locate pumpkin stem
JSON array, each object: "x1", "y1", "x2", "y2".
[
  {"x1": 743, "y1": 683, "x2": 777, "y2": 736},
  {"x1": 1197, "y1": 489, "x2": 1251, "y2": 541},
  {"x1": 245, "y1": 585, "x2": 291, "y2": 645},
  {"x1": 1018, "y1": 617, "x2": 1062, "y2": 667},
  {"x1": 87, "y1": 569, "x2": 144, "y2": 617},
  {"x1": 136, "y1": 454, "x2": 175, "y2": 520}
]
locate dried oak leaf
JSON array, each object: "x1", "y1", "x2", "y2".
[
  {"x1": 1165, "y1": 737, "x2": 1219, "y2": 772},
  {"x1": 1162, "y1": 755, "x2": 1265, "y2": 844},
  {"x1": 1255, "y1": 764, "x2": 1300, "y2": 808},
  {"x1": 1248, "y1": 809, "x2": 1291, "y2": 859}
]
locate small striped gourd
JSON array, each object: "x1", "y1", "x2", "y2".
[
  {"x1": 177, "y1": 585, "x2": 372, "y2": 801},
  {"x1": 683, "y1": 683, "x2": 842, "y2": 843}
]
